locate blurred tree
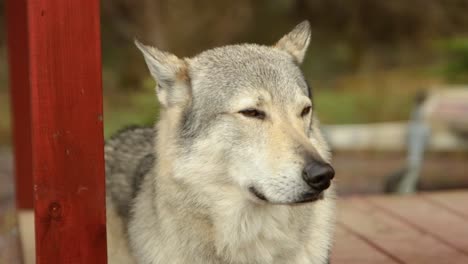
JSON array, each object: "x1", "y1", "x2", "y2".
[
  {"x1": 100, "y1": 0, "x2": 468, "y2": 91},
  {"x1": 101, "y1": 0, "x2": 255, "y2": 91},
  {"x1": 102, "y1": 0, "x2": 254, "y2": 55},
  {"x1": 297, "y1": 0, "x2": 468, "y2": 69}
]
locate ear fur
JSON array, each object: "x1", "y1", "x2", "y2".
[
  {"x1": 135, "y1": 40, "x2": 191, "y2": 108},
  {"x1": 275, "y1": 21, "x2": 311, "y2": 64}
]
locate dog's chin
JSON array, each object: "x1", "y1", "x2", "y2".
[{"x1": 248, "y1": 187, "x2": 325, "y2": 205}]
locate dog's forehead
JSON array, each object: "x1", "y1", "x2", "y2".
[{"x1": 189, "y1": 44, "x2": 309, "y2": 104}]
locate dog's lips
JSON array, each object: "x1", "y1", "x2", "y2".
[
  {"x1": 294, "y1": 192, "x2": 324, "y2": 204},
  {"x1": 248, "y1": 187, "x2": 325, "y2": 204},
  {"x1": 249, "y1": 186, "x2": 267, "y2": 201}
]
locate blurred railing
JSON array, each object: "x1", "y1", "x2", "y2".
[
  {"x1": 323, "y1": 87, "x2": 468, "y2": 193},
  {"x1": 323, "y1": 87, "x2": 468, "y2": 152},
  {"x1": 324, "y1": 122, "x2": 468, "y2": 152}
]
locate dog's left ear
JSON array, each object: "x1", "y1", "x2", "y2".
[{"x1": 275, "y1": 20, "x2": 311, "y2": 64}]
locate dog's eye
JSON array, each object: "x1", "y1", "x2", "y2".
[
  {"x1": 239, "y1": 109, "x2": 266, "y2": 120},
  {"x1": 301, "y1": 106, "x2": 312, "y2": 117}
]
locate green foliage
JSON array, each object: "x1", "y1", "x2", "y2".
[
  {"x1": 316, "y1": 90, "x2": 413, "y2": 124},
  {"x1": 103, "y1": 78, "x2": 159, "y2": 138},
  {"x1": 439, "y1": 37, "x2": 468, "y2": 83}
]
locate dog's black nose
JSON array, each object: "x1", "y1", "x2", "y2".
[{"x1": 302, "y1": 162, "x2": 335, "y2": 191}]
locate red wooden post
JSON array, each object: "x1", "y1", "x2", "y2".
[
  {"x1": 6, "y1": 0, "x2": 34, "y2": 210},
  {"x1": 7, "y1": 0, "x2": 108, "y2": 263}
]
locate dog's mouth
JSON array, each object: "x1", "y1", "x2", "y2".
[
  {"x1": 295, "y1": 192, "x2": 324, "y2": 204},
  {"x1": 248, "y1": 187, "x2": 324, "y2": 204},
  {"x1": 248, "y1": 186, "x2": 267, "y2": 201}
]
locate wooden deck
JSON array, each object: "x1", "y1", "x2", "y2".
[
  {"x1": 332, "y1": 190, "x2": 468, "y2": 263},
  {"x1": 2, "y1": 186, "x2": 468, "y2": 263}
]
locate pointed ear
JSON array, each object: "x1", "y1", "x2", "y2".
[
  {"x1": 135, "y1": 39, "x2": 191, "y2": 108},
  {"x1": 275, "y1": 21, "x2": 311, "y2": 64}
]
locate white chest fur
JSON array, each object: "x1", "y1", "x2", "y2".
[{"x1": 213, "y1": 201, "x2": 307, "y2": 264}]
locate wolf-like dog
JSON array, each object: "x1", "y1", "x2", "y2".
[{"x1": 105, "y1": 21, "x2": 336, "y2": 264}]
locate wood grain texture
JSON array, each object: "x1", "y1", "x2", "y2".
[
  {"x1": 24, "y1": 0, "x2": 107, "y2": 263},
  {"x1": 370, "y1": 194, "x2": 468, "y2": 257},
  {"x1": 332, "y1": 226, "x2": 399, "y2": 264},
  {"x1": 337, "y1": 197, "x2": 468, "y2": 264},
  {"x1": 423, "y1": 191, "x2": 468, "y2": 219},
  {"x1": 6, "y1": 0, "x2": 34, "y2": 210}
]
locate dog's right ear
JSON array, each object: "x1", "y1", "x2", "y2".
[{"x1": 135, "y1": 40, "x2": 191, "y2": 108}]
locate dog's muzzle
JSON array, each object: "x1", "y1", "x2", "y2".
[{"x1": 249, "y1": 161, "x2": 335, "y2": 204}]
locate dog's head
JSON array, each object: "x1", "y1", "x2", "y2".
[{"x1": 137, "y1": 21, "x2": 334, "y2": 204}]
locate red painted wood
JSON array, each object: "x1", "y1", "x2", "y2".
[
  {"x1": 6, "y1": 0, "x2": 34, "y2": 210},
  {"x1": 19, "y1": 0, "x2": 107, "y2": 263}
]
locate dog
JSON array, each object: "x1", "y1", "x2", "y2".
[{"x1": 105, "y1": 21, "x2": 336, "y2": 264}]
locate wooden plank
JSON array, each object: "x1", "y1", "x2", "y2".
[
  {"x1": 422, "y1": 191, "x2": 468, "y2": 219},
  {"x1": 332, "y1": 225, "x2": 398, "y2": 264},
  {"x1": 338, "y1": 197, "x2": 468, "y2": 264},
  {"x1": 25, "y1": 0, "x2": 108, "y2": 263},
  {"x1": 17, "y1": 210, "x2": 34, "y2": 264},
  {"x1": 6, "y1": 0, "x2": 34, "y2": 210},
  {"x1": 369, "y1": 194, "x2": 468, "y2": 256}
]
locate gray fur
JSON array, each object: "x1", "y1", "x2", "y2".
[
  {"x1": 106, "y1": 21, "x2": 335, "y2": 264},
  {"x1": 105, "y1": 126, "x2": 154, "y2": 219}
]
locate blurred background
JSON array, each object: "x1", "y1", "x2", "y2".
[
  {"x1": 1, "y1": 0, "x2": 468, "y2": 196},
  {"x1": 1, "y1": 1, "x2": 468, "y2": 263}
]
